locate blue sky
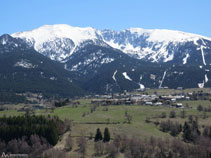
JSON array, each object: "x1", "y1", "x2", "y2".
[{"x1": 1, "y1": 0, "x2": 211, "y2": 37}]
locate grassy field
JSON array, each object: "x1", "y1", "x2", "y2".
[
  {"x1": 1, "y1": 89, "x2": 211, "y2": 157},
  {"x1": 50, "y1": 98, "x2": 211, "y2": 157},
  {"x1": 1, "y1": 98, "x2": 211, "y2": 139}
]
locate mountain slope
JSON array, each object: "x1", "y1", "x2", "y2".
[
  {"x1": 65, "y1": 40, "x2": 146, "y2": 93},
  {"x1": 12, "y1": 24, "x2": 101, "y2": 62},
  {"x1": 65, "y1": 41, "x2": 211, "y2": 93},
  {"x1": 9, "y1": 25, "x2": 211, "y2": 93},
  {"x1": 12, "y1": 24, "x2": 211, "y2": 65},
  {"x1": 0, "y1": 34, "x2": 84, "y2": 97},
  {"x1": 64, "y1": 41, "x2": 171, "y2": 93},
  {"x1": 102, "y1": 28, "x2": 211, "y2": 64}
]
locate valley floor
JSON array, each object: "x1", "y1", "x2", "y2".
[{"x1": 1, "y1": 88, "x2": 211, "y2": 157}]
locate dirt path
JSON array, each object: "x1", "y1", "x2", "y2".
[{"x1": 53, "y1": 131, "x2": 71, "y2": 150}]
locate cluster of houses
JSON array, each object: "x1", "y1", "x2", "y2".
[
  {"x1": 18, "y1": 88, "x2": 210, "y2": 112},
  {"x1": 91, "y1": 92, "x2": 191, "y2": 108},
  {"x1": 18, "y1": 104, "x2": 46, "y2": 112}
]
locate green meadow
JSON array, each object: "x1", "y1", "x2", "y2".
[{"x1": 1, "y1": 98, "x2": 211, "y2": 139}]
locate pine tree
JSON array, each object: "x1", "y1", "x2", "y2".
[
  {"x1": 209, "y1": 127, "x2": 211, "y2": 139},
  {"x1": 180, "y1": 109, "x2": 186, "y2": 118},
  {"x1": 95, "y1": 128, "x2": 103, "y2": 142},
  {"x1": 169, "y1": 111, "x2": 176, "y2": 118},
  {"x1": 103, "y1": 127, "x2": 110, "y2": 142},
  {"x1": 183, "y1": 122, "x2": 191, "y2": 142}
]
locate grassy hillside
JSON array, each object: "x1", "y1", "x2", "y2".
[
  {"x1": 1, "y1": 99, "x2": 211, "y2": 134},
  {"x1": 1, "y1": 90, "x2": 211, "y2": 157}
]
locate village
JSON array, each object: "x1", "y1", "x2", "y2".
[
  {"x1": 90, "y1": 90, "x2": 191, "y2": 108},
  {"x1": 1, "y1": 88, "x2": 211, "y2": 158},
  {"x1": 14, "y1": 88, "x2": 211, "y2": 113}
]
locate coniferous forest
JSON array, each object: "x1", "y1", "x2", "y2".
[{"x1": 0, "y1": 115, "x2": 66, "y2": 157}]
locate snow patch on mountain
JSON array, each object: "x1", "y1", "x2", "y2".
[
  {"x1": 141, "y1": 42, "x2": 174, "y2": 62},
  {"x1": 140, "y1": 75, "x2": 143, "y2": 81},
  {"x1": 112, "y1": 70, "x2": 117, "y2": 82},
  {"x1": 101, "y1": 58, "x2": 114, "y2": 64},
  {"x1": 200, "y1": 46, "x2": 206, "y2": 65},
  {"x1": 194, "y1": 39, "x2": 199, "y2": 46},
  {"x1": 64, "y1": 63, "x2": 68, "y2": 70},
  {"x1": 138, "y1": 83, "x2": 145, "y2": 90},
  {"x1": 71, "y1": 62, "x2": 82, "y2": 71},
  {"x1": 105, "y1": 39, "x2": 141, "y2": 57},
  {"x1": 14, "y1": 59, "x2": 37, "y2": 69},
  {"x1": 105, "y1": 39, "x2": 123, "y2": 51},
  {"x1": 70, "y1": 55, "x2": 113, "y2": 71},
  {"x1": 122, "y1": 72, "x2": 132, "y2": 81},
  {"x1": 183, "y1": 53, "x2": 190, "y2": 64},
  {"x1": 198, "y1": 82, "x2": 204, "y2": 88},
  {"x1": 164, "y1": 53, "x2": 174, "y2": 62},
  {"x1": 205, "y1": 74, "x2": 208, "y2": 83},
  {"x1": 198, "y1": 74, "x2": 208, "y2": 88},
  {"x1": 50, "y1": 77, "x2": 57, "y2": 81},
  {"x1": 201, "y1": 39, "x2": 206, "y2": 45},
  {"x1": 159, "y1": 71, "x2": 167, "y2": 88},
  {"x1": 1, "y1": 39, "x2": 7, "y2": 45},
  {"x1": 84, "y1": 57, "x2": 98, "y2": 65}
]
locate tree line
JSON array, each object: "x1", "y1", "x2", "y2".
[
  {"x1": 0, "y1": 115, "x2": 63, "y2": 145},
  {"x1": 159, "y1": 116, "x2": 211, "y2": 144},
  {"x1": 0, "y1": 92, "x2": 28, "y2": 104}
]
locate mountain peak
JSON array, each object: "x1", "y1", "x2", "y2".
[
  {"x1": 12, "y1": 24, "x2": 99, "y2": 46},
  {"x1": 126, "y1": 28, "x2": 210, "y2": 43},
  {"x1": 2, "y1": 25, "x2": 211, "y2": 93},
  {"x1": 11, "y1": 24, "x2": 211, "y2": 63},
  {"x1": 0, "y1": 34, "x2": 14, "y2": 45},
  {"x1": 0, "y1": 34, "x2": 31, "y2": 52}
]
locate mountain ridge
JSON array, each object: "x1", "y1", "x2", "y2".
[
  {"x1": 1, "y1": 25, "x2": 211, "y2": 94},
  {"x1": 12, "y1": 24, "x2": 211, "y2": 64},
  {"x1": 0, "y1": 34, "x2": 84, "y2": 97}
]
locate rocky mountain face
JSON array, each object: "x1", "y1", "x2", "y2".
[
  {"x1": 101, "y1": 28, "x2": 211, "y2": 63},
  {"x1": 0, "y1": 34, "x2": 84, "y2": 97},
  {"x1": 1, "y1": 24, "x2": 211, "y2": 94},
  {"x1": 12, "y1": 24, "x2": 211, "y2": 64}
]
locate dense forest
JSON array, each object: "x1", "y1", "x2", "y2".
[
  {"x1": 0, "y1": 92, "x2": 28, "y2": 104},
  {"x1": 0, "y1": 115, "x2": 69, "y2": 157}
]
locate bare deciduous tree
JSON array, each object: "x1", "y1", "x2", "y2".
[
  {"x1": 94, "y1": 141, "x2": 104, "y2": 156},
  {"x1": 43, "y1": 149, "x2": 67, "y2": 158},
  {"x1": 126, "y1": 114, "x2": 133, "y2": 124},
  {"x1": 77, "y1": 136, "x2": 87, "y2": 158},
  {"x1": 64, "y1": 119, "x2": 72, "y2": 131},
  {"x1": 65, "y1": 133, "x2": 73, "y2": 152},
  {"x1": 106, "y1": 142, "x2": 119, "y2": 158}
]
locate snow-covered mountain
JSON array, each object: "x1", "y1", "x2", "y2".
[
  {"x1": 12, "y1": 24, "x2": 211, "y2": 64},
  {"x1": 7, "y1": 24, "x2": 211, "y2": 93},
  {"x1": 0, "y1": 34, "x2": 84, "y2": 97},
  {"x1": 12, "y1": 25, "x2": 102, "y2": 61},
  {"x1": 102, "y1": 28, "x2": 211, "y2": 63}
]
